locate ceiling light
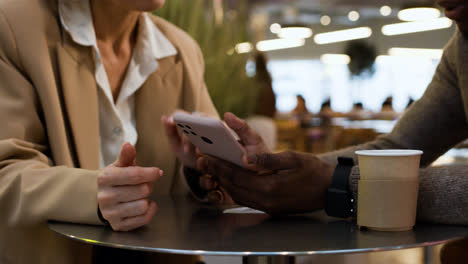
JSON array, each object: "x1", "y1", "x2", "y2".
[
  {"x1": 398, "y1": 7, "x2": 440, "y2": 21},
  {"x1": 278, "y1": 27, "x2": 313, "y2": 39},
  {"x1": 270, "y1": 23, "x2": 282, "y2": 34},
  {"x1": 388, "y1": 47, "x2": 443, "y2": 59},
  {"x1": 381, "y1": 18, "x2": 453, "y2": 35},
  {"x1": 314, "y1": 27, "x2": 372, "y2": 45},
  {"x1": 256, "y1": 38, "x2": 305, "y2": 52},
  {"x1": 321, "y1": 54, "x2": 351, "y2": 64},
  {"x1": 320, "y1": 15, "x2": 331, "y2": 26},
  {"x1": 380, "y1": 6, "x2": 392, "y2": 16},
  {"x1": 235, "y1": 42, "x2": 253, "y2": 54},
  {"x1": 348, "y1": 11, "x2": 360, "y2": 22}
]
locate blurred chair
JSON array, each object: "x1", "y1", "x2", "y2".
[
  {"x1": 246, "y1": 116, "x2": 277, "y2": 151},
  {"x1": 374, "y1": 96, "x2": 400, "y2": 120},
  {"x1": 334, "y1": 128, "x2": 379, "y2": 150},
  {"x1": 305, "y1": 122, "x2": 341, "y2": 154},
  {"x1": 275, "y1": 119, "x2": 306, "y2": 152}
]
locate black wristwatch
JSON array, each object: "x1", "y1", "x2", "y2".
[{"x1": 325, "y1": 157, "x2": 355, "y2": 218}]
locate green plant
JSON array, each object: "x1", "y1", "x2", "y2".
[{"x1": 155, "y1": 0, "x2": 258, "y2": 118}]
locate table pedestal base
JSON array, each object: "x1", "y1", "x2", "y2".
[{"x1": 242, "y1": 256, "x2": 295, "y2": 264}]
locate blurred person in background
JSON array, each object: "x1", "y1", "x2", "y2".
[
  {"x1": 0, "y1": 0, "x2": 219, "y2": 263},
  {"x1": 252, "y1": 52, "x2": 276, "y2": 119},
  {"x1": 246, "y1": 52, "x2": 277, "y2": 150},
  {"x1": 317, "y1": 98, "x2": 335, "y2": 125},
  {"x1": 318, "y1": 99, "x2": 333, "y2": 117},
  {"x1": 347, "y1": 102, "x2": 373, "y2": 120},
  {"x1": 197, "y1": 1, "x2": 468, "y2": 263},
  {"x1": 290, "y1": 94, "x2": 310, "y2": 118},
  {"x1": 406, "y1": 97, "x2": 415, "y2": 110},
  {"x1": 374, "y1": 96, "x2": 400, "y2": 120}
]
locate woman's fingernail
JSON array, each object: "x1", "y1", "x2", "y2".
[{"x1": 159, "y1": 170, "x2": 164, "y2": 177}]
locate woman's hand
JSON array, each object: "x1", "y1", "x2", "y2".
[
  {"x1": 162, "y1": 113, "x2": 233, "y2": 204},
  {"x1": 194, "y1": 112, "x2": 272, "y2": 206},
  {"x1": 162, "y1": 114, "x2": 198, "y2": 169},
  {"x1": 97, "y1": 143, "x2": 162, "y2": 231},
  {"x1": 195, "y1": 112, "x2": 271, "y2": 205},
  {"x1": 191, "y1": 113, "x2": 270, "y2": 205}
]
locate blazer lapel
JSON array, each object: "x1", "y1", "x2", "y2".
[
  {"x1": 135, "y1": 55, "x2": 183, "y2": 194},
  {"x1": 56, "y1": 42, "x2": 100, "y2": 170}
]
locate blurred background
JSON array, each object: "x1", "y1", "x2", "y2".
[{"x1": 156, "y1": 1, "x2": 459, "y2": 263}]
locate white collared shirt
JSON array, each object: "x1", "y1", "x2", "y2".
[{"x1": 58, "y1": 0, "x2": 177, "y2": 168}]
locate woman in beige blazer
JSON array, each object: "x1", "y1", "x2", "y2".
[{"x1": 0, "y1": 0, "x2": 219, "y2": 263}]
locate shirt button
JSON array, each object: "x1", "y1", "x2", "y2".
[{"x1": 113, "y1": 127, "x2": 122, "y2": 136}]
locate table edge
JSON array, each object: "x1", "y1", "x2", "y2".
[{"x1": 48, "y1": 221, "x2": 466, "y2": 256}]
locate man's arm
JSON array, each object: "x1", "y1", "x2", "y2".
[
  {"x1": 417, "y1": 165, "x2": 468, "y2": 225},
  {"x1": 320, "y1": 31, "x2": 468, "y2": 165},
  {"x1": 321, "y1": 31, "x2": 468, "y2": 225}
]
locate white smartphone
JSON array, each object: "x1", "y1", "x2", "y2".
[{"x1": 173, "y1": 112, "x2": 246, "y2": 168}]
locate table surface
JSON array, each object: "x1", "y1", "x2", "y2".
[{"x1": 49, "y1": 196, "x2": 468, "y2": 256}]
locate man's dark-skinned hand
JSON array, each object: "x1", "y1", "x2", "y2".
[{"x1": 197, "y1": 113, "x2": 335, "y2": 215}]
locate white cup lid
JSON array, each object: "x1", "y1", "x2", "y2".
[{"x1": 355, "y1": 149, "x2": 423, "y2": 156}]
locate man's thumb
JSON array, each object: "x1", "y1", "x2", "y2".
[
  {"x1": 224, "y1": 112, "x2": 261, "y2": 145},
  {"x1": 115, "y1": 143, "x2": 136, "y2": 167}
]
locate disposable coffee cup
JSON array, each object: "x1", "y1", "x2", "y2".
[{"x1": 355, "y1": 149, "x2": 423, "y2": 231}]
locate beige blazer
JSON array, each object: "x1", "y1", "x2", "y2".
[{"x1": 0, "y1": 0, "x2": 218, "y2": 263}]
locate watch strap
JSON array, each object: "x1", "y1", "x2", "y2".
[{"x1": 325, "y1": 157, "x2": 355, "y2": 218}]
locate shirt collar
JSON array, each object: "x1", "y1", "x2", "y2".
[{"x1": 58, "y1": 0, "x2": 177, "y2": 59}]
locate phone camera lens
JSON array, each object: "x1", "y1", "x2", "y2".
[
  {"x1": 201, "y1": 136, "x2": 213, "y2": 144},
  {"x1": 191, "y1": 131, "x2": 197, "y2": 136},
  {"x1": 185, "y1": 125, "x2": 192, "y2": 129},
  {"x1": 177, "y1": 124, "x2": 184, "y2": 128},
  {"x1": 183, "y1": 130, "x2": 190, "y2": 134}
]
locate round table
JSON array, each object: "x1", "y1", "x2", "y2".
[{"x1": 49, "y1": 196, "x2": 468, "y2": 264}]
